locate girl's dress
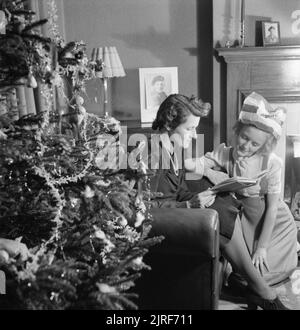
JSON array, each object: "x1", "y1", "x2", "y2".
[{"x1": 204, "y1": 143, "x2": 298, "y2": 285}]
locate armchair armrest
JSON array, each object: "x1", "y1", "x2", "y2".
[{"x1": 150, "y1": 208, "x2": 219, "y2": 258}]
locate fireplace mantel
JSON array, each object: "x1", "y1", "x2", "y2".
[
  {"x1": 216, "y1": 45, "x2": 300, "y2": 143},
  {"x1": 217, "y1": 45, "x2": 300, "y2": 63}
]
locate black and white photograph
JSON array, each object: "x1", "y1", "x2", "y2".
[
  {"x1": 1, "y1": 0, "x2": 300, "y2": 315},
  {"x1": 262, "y1": 21, "x2": 281, "y2": 46},
  {"x1": 139, "y1": 67, "x2": 178, "y2": 125}
]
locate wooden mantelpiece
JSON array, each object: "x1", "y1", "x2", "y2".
[
  {"x1": 216, "y1": 46, "x2": 300, "y2": 144},
  {"x1": 218, "y1": 45, "x2": 300, "y2": 62}
]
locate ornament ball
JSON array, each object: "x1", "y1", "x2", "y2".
[{"x1": 0, "y1": 250, "x2": 9, "y2": 263}]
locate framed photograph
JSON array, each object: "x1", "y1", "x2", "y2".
[
  {"x1": 262, "y1": 21, "x2": 281, "y2": 46},
  {"x1": 139, "y1": 67, "x2": 178, "y2": 125}
]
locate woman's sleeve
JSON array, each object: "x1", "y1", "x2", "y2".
[
  {"x1": 267, "y1": 156, "x2": 282, "y2": 195},
  {"x1": 149, "y1": 169, "x2": 191, "y2": 208},
  {"x1": 176, "y1": 171, "x2": 196, "y2": 203}
]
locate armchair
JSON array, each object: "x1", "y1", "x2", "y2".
[{"x1": 135, "y1": 177, "x2": 226, "y2": 310}]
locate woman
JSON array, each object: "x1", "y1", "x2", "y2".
[{"x1": 147, "y1": 93, "x2": 290, "y2": 310}]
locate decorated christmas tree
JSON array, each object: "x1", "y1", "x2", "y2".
[{"x1": 0, "y1": 0, "x2": 162, "y2": 310}]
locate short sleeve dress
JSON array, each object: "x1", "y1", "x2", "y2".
[{"x1": 204, "y1": 143, "x2": 298, "y2": 285}]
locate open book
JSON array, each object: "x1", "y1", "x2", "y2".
[{"x1": 211, "y1": 170, "x2": 268, "y2": 193}]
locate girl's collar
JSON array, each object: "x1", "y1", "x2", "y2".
[{"x1": 232, "y1": 148, "x2": 260, "y2": 162}]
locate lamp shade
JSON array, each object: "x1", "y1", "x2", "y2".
[{"x1": 91, "y1": 46, "x2": 126, "y2": 78}]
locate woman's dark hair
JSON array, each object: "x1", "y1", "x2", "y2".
[{"x1": 152, "y1": 94, "x2": 211, "y2": 131}]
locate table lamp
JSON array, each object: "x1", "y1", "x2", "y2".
[{"x1": 91, "y1": 46, "x2": 126, "y2": 116}]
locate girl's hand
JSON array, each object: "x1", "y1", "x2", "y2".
[
  {"x1": 252, "y1": 247, "x2": 269, "y2": 275},
  {"x1": 189, "y1": 189, "x2": 216, "y2": 208}
]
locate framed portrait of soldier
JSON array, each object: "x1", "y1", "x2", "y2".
[
  {"x1": 262, "y1": 21, "x2": 281, "y2": 46},
  {"x1": 139, "y1": 67, "x2": 178, "y2": 125}
]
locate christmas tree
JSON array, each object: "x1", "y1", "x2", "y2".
[{"x1": 0, "y1": 0, "x2": 162, "y2": 310}]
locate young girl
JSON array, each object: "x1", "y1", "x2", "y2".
[{"x1": 188, "y1": 92, "x2": 298, "y2": 286}]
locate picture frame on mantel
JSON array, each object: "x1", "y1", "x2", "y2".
[{"x1": 262, "y1": 21, "x2": 281, "y2": 46}]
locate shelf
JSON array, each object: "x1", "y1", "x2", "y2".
[{"x1": 216, "y1": 45, "x2": 300, "y2": 62}]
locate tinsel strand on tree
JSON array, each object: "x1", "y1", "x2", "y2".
[{"x1": 0, "y1": 0, "x2": 162, "y2": 310}]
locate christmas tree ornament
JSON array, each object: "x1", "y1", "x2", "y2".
[
  {"x1": 132, "y1": 257, "x2": 143, "y2": 266},
  {"x1": 0, "y1": 10, "x2": 7, "y2": 34},
  {"x1": 0, "y1": 250, "x2": 9, "y2": 264},
  {"x1": 134, "y1": 211, "x2": 145, "y2": 228},
  {"x1": 27, "y1": 72, "x2": 37, "y2": 89},
  {"x1": 97, "y1": 283, "x2": 116, "y2": 294},
  {"x1": 50, "y1": 291, "x2": 59, "y2": 302},
  {"x1": 95, "y1": 179, "x2": 110, "y2": 187},
  {"x1": 93, "y1": 226, "x2": 106, "y2": 240},
  {"x1": 75, "y1": 95, "x2": 86, "y2": 126},
  {"x1": 70, "y1": 197, "x2": 79, "y2": 208},
  {"x1": 83, "y1": 185, "x2": 95, "y2": 198},
  {"x1": 117, "y1": 216, "x2": 128, "y2": 227},
  {"x1": 0, "y1": 130, "x2": 7, "y2": 139}
]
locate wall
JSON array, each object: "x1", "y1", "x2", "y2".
[
  {"x1": 63, "y1": 1, "x2": 201, "y2": 118},
  {"x1": 213, "y1": 0, "x2": 300, "y2": 147}
]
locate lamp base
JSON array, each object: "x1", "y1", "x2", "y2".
[{"x1": 102, "y1": 77, "x2": 108, "y2": 117}]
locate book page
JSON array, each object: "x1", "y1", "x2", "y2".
[{"x1": 211, "y1": 176, "x2": 257, "y2": 193}]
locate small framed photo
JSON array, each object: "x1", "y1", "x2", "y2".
[
  {"x1": 262, "y1": 21, "x2": 280, "y2": 46},
  {"x1": 139, "y1": 67, "x2": 178, "y2": 125}
]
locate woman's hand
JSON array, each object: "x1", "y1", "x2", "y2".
[
  {"x1": 0, "y1": 238, "x2": 30, "y2": 261},
  {"x1": 188, "y1": 189, "x2": 216, "y2": 208},
  {"x1": 204, "y1": 168, "x2": 230, "y2": 185},
  {"x1": 252, "y1": 247, "x2": 269, "y2": 275}
]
